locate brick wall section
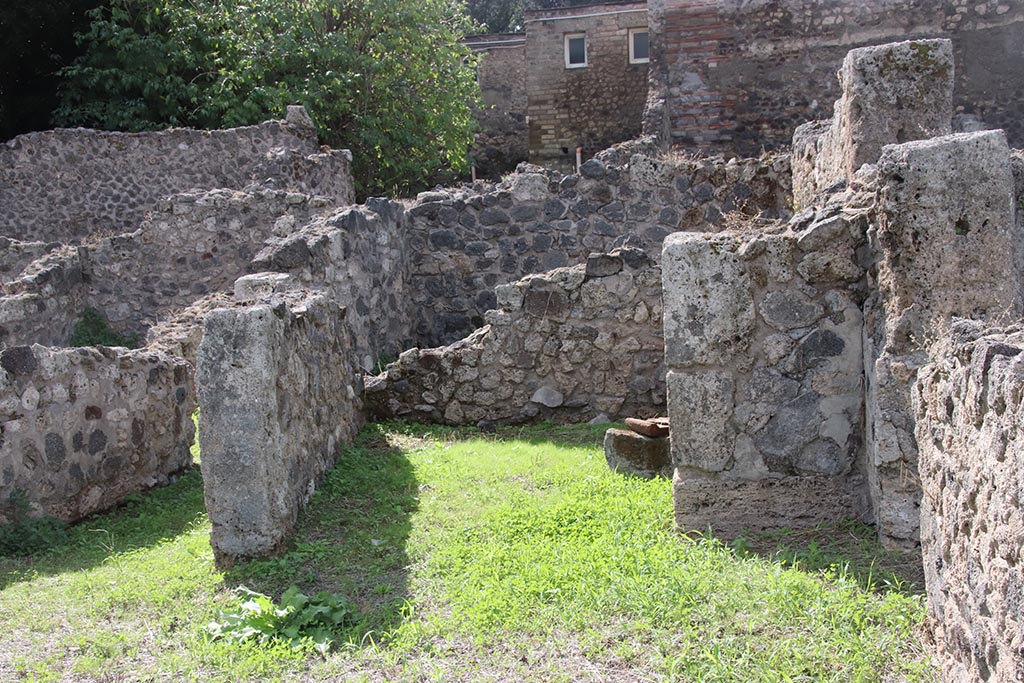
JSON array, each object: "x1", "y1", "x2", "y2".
[
  {"x1": 466, "y1": 34, "x2": 529, "y2": 178},
  {"x1": 0, "y1": 344, "x2": 195, "y2": 524},
  {"x1": 646, "y1": 0, "x2": 1024, "y2": 156},
  {"x1": 526, "y1": 2, "x2": 649, "y2": 172}
]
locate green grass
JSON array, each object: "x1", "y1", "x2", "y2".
[{"x1": 0, "y1": 422, "x2": 936, "y2": 682}]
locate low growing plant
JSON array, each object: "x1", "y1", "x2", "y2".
[
  {"x1": 206, "y1": 586, "x2": 356, "y2": 655},
  {"x1": 0, "y1": 490, "x2": 68, "y2": 557},
  {"x1": 69, "y1": 307, "x2": 140, "y2": 348}
]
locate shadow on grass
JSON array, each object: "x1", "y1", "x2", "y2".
[
  {"x1": 0, "y1": 468, "x2": 207, "y2": 590},
  {"x1": 223, "y1": 423, "x2": 420, "y2": 647},
  {"x1": 724, "y1": 519, "x2": 926, "y2": 595}
]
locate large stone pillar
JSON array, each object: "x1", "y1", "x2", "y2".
[{"x1": 865, "y1": 129, "x2": 1022, "y2": 547}]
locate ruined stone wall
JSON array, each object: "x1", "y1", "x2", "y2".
[
  {"x1": 0, "y1": 107, "x2": 353, "y2": 242},
  {"x1": 466, "y1": 34, "x2": 529, "y2": 179},
  {"x1": 250, "y1": 199, "x2": 413, "y2": 373},
  {"x1": 526, "y1": 2, "x2": 649, "y2": 172},
  {"x1": 365, "y1": 246, "x2": 663, "y2": 426},
  {"x1": 85, "y1": 188, "x2": 331, "y2": 337},
  {"x1": 0, "y1": 344, "x2": 195, "y2": 524},
  {"x1": 914, "y1": 321, "x2": 1024, "y2": 683},
  {"x1": 864, "y1": 130, "x2": 1023, "y2": 548},
  {"x1": 196, "y1": 288, "x2": 363, "y2": 565},
  {"x1": 408, "y1": 145, "x2": 791, "y2": 347},
  {"x1": 791, "y1": 39, "x2": 954, "y2": 210},
  {"x1": 0, "y1": 188, "x2": 333, "y2": 347},
  {"x1": 662, "y1": 194, "x2": 871, "y2": 537},
  {"x1": 0, "y1": 238, "x2": 60, "y2": 280},
  {"x1": 0, "y1": 246, "x2": 86, "y2": 348},
  {"x1": 646, "y1": 0, "x2": 1024, "y2": 156}
]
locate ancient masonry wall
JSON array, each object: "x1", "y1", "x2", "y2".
[
  {"x1": 0, "y1": 344, "x2": 195, "y2": 524},
  {"x1": 645, "y1": 0, "x2": 1024, "y2": 156},
  {"x1": 526, "y1": 2, "x2": 649, "y2": 172},
  {"x1": 791, "y1": 39, "x2": 954, "y2": 211},
  {"x1": 407, "y1": 144, "x2": 791, "y2": 347},
  {"x1": 914, "y1": 322, "x2": 1024, "y2": 683},
  {"x1": 250, "y1": 198, "x2": 413, "y2": 373},
  {"x1": 466, "y1": 34, "x2": 529, "y2": 179},
  {"x1": 0, "y1": 238, "x2": 61, "y2": 280},
  {"x1": 0, "y1": 188, "x2": 336, "y2": 347},
  {"x1": 864, "y1": 130, "x2": 1023, "y2": 548},
  {"x1": 0, "y1": 245, "x2": 85, "y2": 349},
  {"x1": 365, "y1": 246, "x2": 664, "y2": 426},
  {"x1": 196, "y1": 287, "x2": 364, "y2": 565},
  {"x1": 0, "y1": 106, "x2": 353, "y2": 242},
  {"x1": 662, "y1": 195, "x2": 871, "y2": 537}
]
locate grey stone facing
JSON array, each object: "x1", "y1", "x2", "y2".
[
  {"x1": 196, "y1": 290, "x2": 363, "y2": 566},
  {"x1": 0, "y1": 344, "x2": 194, "y2": 525},
  {"x1": 914, "y1": 322, "x2": 1024, "y2": 683},
  {"x1": 364, "y1": 246, "x2": 665, "y2": 425},
  {"x1": 0, "y1": 108, "x2": 353, "y2": 242}
]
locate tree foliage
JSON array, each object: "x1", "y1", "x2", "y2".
[
  {"x1": 466, "y1": 0, "x2": 602, "y2": 34},
  {"x1": 56, "y1": 0, "x2": 481, "y2": 196}
]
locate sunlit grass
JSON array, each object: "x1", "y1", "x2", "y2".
[{"x1": 0, "y1": 422, "x2": 936, "y2": 682}]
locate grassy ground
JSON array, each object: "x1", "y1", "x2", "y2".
[{"x1": 0, "y1": 422, "x2": 936, "y2": 682}]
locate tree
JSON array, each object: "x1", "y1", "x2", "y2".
[
  {"x1": 0, "y1": 0, "x2": 104, "y2": 141},
  {"x1": 56, "y1": 0, "x2": 481, "y2": 197}
]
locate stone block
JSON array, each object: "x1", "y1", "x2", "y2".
[
  {"x1": 197, "y1": 292, "x2": 363, "y2": 566},
  {"x1": 875, "y1": 130, "x2": 1022, "y2": 335},
  {"x1": 667, "y1": 369, "x2": 735, "y2": 473},
  {"x1": 603, "y1": 428, "x2": 671, "y2": 478},
  {"x1": 673, "y1": 469, "x2": 865, "y2": 539},
  {"x1": 662, "y1": 233, "x2": 755, "y2": 367},
  {"x1": 793, "y1": 39, "x2": 954, "y2": 209}
]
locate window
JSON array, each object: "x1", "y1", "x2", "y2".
[
  {"x1": 565, "y1": 33, "x2": 587, "y2": 68},
  {"x1": 629, "y1": 28, "x2": 649, "y2": 64}
]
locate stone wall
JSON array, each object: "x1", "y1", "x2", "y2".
[
  {"x1": 662, "y1": 192, "x2": 871, "y2": 537},
  {"x1": 407, "y1": 144, "x2": 791, "y2": 347},
  {"x1": 525, "y1": 2, "x2": 649, "y2": 171},
  {"x1": 0, "y1": 246, "x2": 86, "y2": 348},
  {"x1": 0, "y1": 238, "x2": 60, "y2": 280},
  {"x1": 0, "y1": 106, "x2": 353, "y2": 242},
  {"x1": 466, "y1": 34, "x2": 529, "y2": 179},
  {"x1": 791, "y1": 39, "x2": 954, "y2": 210},
  {"x1": 365, "y1": 246, "x2": 664, "y2": 425},
  {"x1": 0, "y1": 188, "x2": 334, "y2": 347},
  {"x1": 914, "y1": 321, "x2": 1024, "y2": 683},
  {"x1": 0, "y1": 344, "x2": 195, "y2": 524},
  {"x1": 250, "y1": 198, "x2": 413, "y2": 372},
  {"x1": 196, "y1": 287, "x2": 363, "y2": 565},
  {"x1": 864, "y1": 129, "x2": 1023, "y2": 548},
  {"x1": 645, "y1": 0, "x2": 1024, "y2": 156}
]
